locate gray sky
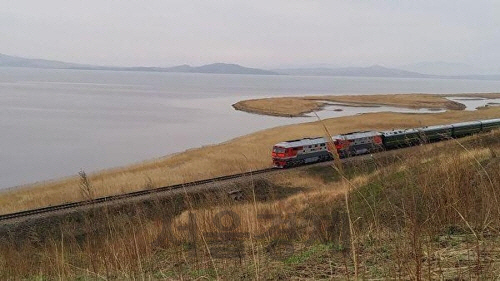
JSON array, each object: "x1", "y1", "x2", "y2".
[{"x1": 2, "y1": 0, "x2": 500, "y2": 70}]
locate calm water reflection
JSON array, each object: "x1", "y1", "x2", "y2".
[{"x1": 2, "y1": 67, "x2": 500, "y2": 188}]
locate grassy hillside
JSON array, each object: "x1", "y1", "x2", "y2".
[{"x1": 2, "y1": 130, "x2": 500, "y2": 279}]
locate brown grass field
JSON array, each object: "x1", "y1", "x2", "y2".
[
  {"x1": 2, "y1": 130, "x2": 500, "y2": 279},
  {"x1": 1, "y1": 93, "x2": 500, "y2": 215},
  {"x1": 3, "y1": 90, "x2": 500, "y2": 279}
]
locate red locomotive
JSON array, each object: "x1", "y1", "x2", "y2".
[{"x1": 272, "y1": 131, "x2": 383, "y2": 168}]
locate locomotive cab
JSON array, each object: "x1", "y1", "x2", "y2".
[
  {"x1": 272, "y1": 146, "x2": 286, "y2": 158},
  {"x1": 272, "y1": 146, "x2": 289, "y2": 168}
]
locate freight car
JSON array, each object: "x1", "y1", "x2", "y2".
[{"x1": 272, "y1": 118, "x2": 500, "y2": 168}]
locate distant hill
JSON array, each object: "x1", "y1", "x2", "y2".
[
  {"x1": 273, "y1": 65, "x2": 432, "y2": 78},
  {"x1": 2, "y1": 53, "x2": 500, "y2": 79},
  {"x1": 171, "y1": 63, "x2": 277, "y2": 75},
  {"x1": 399, "y1": 61, "x2": 484, "y2": 76},
  {"x1": 121, "y1": 63, "x2": 278, "y2": 75},
  {"x1": 0, "y1": 53, "x2": 91, "y2": 69},
  {"x1": 0, "y1": 53, "x2": 277, "y2": 75}
]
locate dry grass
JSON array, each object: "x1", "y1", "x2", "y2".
[
  {"x1": 3, "y1": 130, "x2": 500, "y2": 279},
  {"x1": 233, "y1": 97, "x2": 326, "y2": 117},
  {"x1": 450, "y1": 92, "x2": 500, "y2": 99},
  {"x1": 2, "y1": 104, "x2": 500, "y2": 215},
  {"x1": 309, "y1": 93, "x2": 466, "y2": 110},
  {"x1": 233, "y1": 93, "x2": 469, "y2": 117}
]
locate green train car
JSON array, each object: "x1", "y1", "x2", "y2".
[{"x1": 382, "y1": 119, "x2": 500, "y2": 149}]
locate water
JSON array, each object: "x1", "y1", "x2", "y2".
[
  {"x1": 2, "y1": 67, "x2": 500, "y2": 189},
  {"x1": 446, "y1": 97, "x2": 500, "y2": 111}
]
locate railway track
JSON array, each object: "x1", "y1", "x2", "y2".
[
  {"x1": 1, "y1": 128, "x2": 486, "y2": 223},
  {"x1": 0, "y1": 167, "x2": 277, "y2": 222},
  {"x1": 0, "y1": 143, "x2": 430, "y2": 222}
]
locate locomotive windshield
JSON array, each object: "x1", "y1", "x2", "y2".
[{"x1": 273, "y1": 146, "x2": 285, "y2": 153}]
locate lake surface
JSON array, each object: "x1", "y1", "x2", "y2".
[{"x1": 2, "y1": 67, "x2": 500, "y2": 189}]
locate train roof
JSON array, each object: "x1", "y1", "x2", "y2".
[
  {"x1": 481, "y1": 118, "x2": 500, "y2": 124},
  {"x1": 382, "y1": 128, "x2": 419, "y2": 136},
  {"x1": 450, "y1": 120, "x2": 482, "y2": 127},
  {"x1": 383, "y1": 124, "x2": 453, "y2": 136},
  {"x1": 419, "y1": 124, "x2": 453, "y2": 131},
  {"x1": 332, "y1": 131, "x2": 381, "y2": 140},
  {"x1": 274, "y1": 131, "x2": 382, "y2": 148},
  {"x1": 274, "y1": 137, "x2": 326, "y2": 148},
  {"x1": 274, "y1": 118, "x2": 500, "y2": 147},
  {"x1": 381, "y1": 119, "x2": 500, "y2": 136}
]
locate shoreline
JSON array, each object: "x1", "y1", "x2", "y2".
[
  {"x1": 232, "y1": 97, "x2": 328, "y2": 117},
  {"x1": 232, "y1": 93, "x2": 480, "y2": 117},
  {"x1": 3, "y1": 93, "x2": 500, "y2": 215}
]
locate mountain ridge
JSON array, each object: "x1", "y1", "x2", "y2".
[
  {"x1": 0, "y1": 54, "x2": 277, "y2": 75},
  {"x1": 2, "y1": 53, "x2": 500, "y2": 80},
  {"x1": 399, "y1": 61, "x2": 488, "y2": 76},
  {"x1": 272, "y1": 64, "x2": 431, "y2": 78}
]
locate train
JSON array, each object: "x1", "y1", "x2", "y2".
[{"x1": 271, "y1": 118, "x2": 500, "y2": 168}]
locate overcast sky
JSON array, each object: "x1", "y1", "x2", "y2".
[{"x1": 2, "y1": 0, "x2": 500, "y2": 70}]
